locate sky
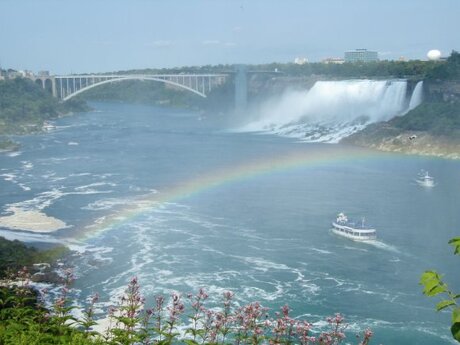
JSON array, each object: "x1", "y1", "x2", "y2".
[{"x1": 0, "y1": 0, "x2": 459, "y2": 74}]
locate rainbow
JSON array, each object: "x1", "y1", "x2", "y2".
[{"x1": 78, "y1": 146, "x2": 384, "y2": 241}]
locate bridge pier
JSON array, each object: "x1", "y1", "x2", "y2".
[{"x1": 234, "y1": 65, "x2": 248, "y2": 113}]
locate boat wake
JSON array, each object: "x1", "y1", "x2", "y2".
[{"x1": 364, "y1": 240, "x2": 400, "y2": 253}]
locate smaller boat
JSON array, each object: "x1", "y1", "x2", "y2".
[
  {"x1": 416, "y1": 170, "x2": 435, "y2": 187},
  {"x1": 331, "y1": 213, "x2": 377, "y2": 241},
  {"x1": 42, "y1": 121, "x2": 56, "y2": 131}
]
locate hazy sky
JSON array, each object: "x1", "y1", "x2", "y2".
[{"x1": 1, "y1": 0, "x2": 459, "y2": 74}]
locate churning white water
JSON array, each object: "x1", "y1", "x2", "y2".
[{"x1": 240, "y1": 79, "x2": 419, "y2": 143}]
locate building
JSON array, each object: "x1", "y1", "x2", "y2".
[
  {"x1": 294, "y1": 57, "x2": 308, "y2": 65},
  {"x1": 38, "y1": 70, "x2": 50, "y2": 77},
  {"x1": 344, "y1": 49, "x2": 379, "y2": 63},
  {"x1": 322, "y1": 57, "x2": 345, "y2": 64}
]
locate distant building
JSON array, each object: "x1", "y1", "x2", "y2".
[
  {"x1": 322, "y1": 57, "x2": 345, "y2": 64},
  {"x1": 294, "y1": 57, "x2": 308, "y2": 65},
  {"x1": 7, "y1": 70, "x2": 22, "y2": 78},
  {"x1": 344, "y1": 49, "x2": 379, "y2": 63},
  {"x1": 38, "y1": 70, "x2": 50, "y2": 77}
]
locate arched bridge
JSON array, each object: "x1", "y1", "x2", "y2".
[{"x1": 31, "y1": 74, "x2": 228, "y2": 101}]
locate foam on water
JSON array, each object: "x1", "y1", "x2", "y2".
[
  {"x1": 310, "y1": 247, "x2": 333, "y2": 255},
  {"x1": 6, "y1": 151, "x2": 22, "y2": 157}
]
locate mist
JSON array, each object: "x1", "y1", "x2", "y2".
[{"x1": 237, "y1": 80, "x2": 416, "y2": 142}]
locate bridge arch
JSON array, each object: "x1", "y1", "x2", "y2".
[
  {"x1": 62, "y1": 76, "x2": 208, "y2": 101},
  {"x1": 44, "y1": 79, "x2": 53, "y2": 94},
  {"x1": 34, "y1": 79, "x2": 44, "y2": 88}
]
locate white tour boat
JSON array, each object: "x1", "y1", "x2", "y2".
[
  {"x1": 42, "y1": 121, "x2": 56, "y2": 131},
  {"x1": 331, "y1": 213, "x2": 377, "y2": 241},
  {"x1": 416, "y1": 171, "x2": 435, "y2": 187}
]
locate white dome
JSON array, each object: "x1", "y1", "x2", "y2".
[{"x1": 427, "y1": 49, "x2": 442, "y2": 61}]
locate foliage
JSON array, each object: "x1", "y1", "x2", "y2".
[
  {"x1": 0, "y1": 236, "x2": 68, "y2": 278},
  {"x1": 0, "y1": 267, "x2": 102, "y2": 345},
  {"x1": 389, "y1": 102, "x2": 460, "y2": 136},
  {"x1": 108, "y1": 51, "x2": 460, "y2": 81},
  {"x1": 426, "y1": 51, "x2": 460, "y2": 80},
  {"x1": 420, "y1": 237, "x2": 460, "y2": 342},
  {"x1": 0, "y1": 138, "x2": 19, "y2": 151},
  {"x1": 0, "y1": 78, "x2": 89, "y2": 135},
  {"x1": 0, "y1": 268, "x2": 374, "y2": 345}
]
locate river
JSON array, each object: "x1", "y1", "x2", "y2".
[{"x1": 1, "y1": 102, "x2": 459, "y2": 344}]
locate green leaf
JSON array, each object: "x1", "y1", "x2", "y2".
[
  {"x1": 436, "y1": 300, "x2": 456, "y2": 311},
  {"x1": 448, "y1": 237, "x2": 460, "y2": 255},
  {"x1": 420, "y1": 271, "x2": 448, "y2": 297},
  {"x1": 452, "y1": 308, "x2": 460, "y2": 324},
  {"x1": 184, "y1": 339, "x2": 200, "y2": 345},
  {"x1": 420, "y1": 271, "x2": 442, "y2": 285},
  {"x1": 427, "y1": 284, "x2": 448, "y2": 297},
  {"x1": 451, "y1": 322, "x2": 460, "y2": 342}
]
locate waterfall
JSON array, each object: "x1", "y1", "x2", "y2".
[
  {"x1": 408, "y1": 81, "x2": 424, "y2": 110},
  {"x1": 240, "y1": 79, "x2": 409, "y2": 143}
]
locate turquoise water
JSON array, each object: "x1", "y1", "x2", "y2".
[{"x1": 1, "y1": 102, "x2": 459, "y2": 344}]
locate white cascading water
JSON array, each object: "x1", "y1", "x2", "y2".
[
  {"x1": 239, "y1": 79, "x2": 414, "y2": 143},
  {"x1": 408, "y1": 81, "x2": 424, "y2": 110}
]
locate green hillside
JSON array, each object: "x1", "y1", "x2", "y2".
[{"x1": 0, "y1": 78, "x2": 88, "y2": 135}]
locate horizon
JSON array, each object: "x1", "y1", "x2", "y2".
[
  {"x1": 0, "y1": 0, "x2": 458, "y2": 74},
  {"x1": 1, "y1": 54, "x2": 454, "y2": 76}
]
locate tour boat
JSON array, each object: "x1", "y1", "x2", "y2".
[
  {"x1": 416, "y1": 171, "x2": 435, "y2": 187},
  {"x1": 42, "y1": 122, "x2": 56, "y2": 131},
  {"x1": 331, "y1": 213, "x2": 377, "y2": 241}
]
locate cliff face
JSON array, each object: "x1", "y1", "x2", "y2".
[{"x1": 425, "y1": 80, "x2": 460, "y2": 103}]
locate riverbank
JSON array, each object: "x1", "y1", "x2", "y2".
[
  {"x1": 0, "y1": 78, "x2": 89, "y2": 139},
  {"x1": 344, "y1": 125, "x2": 460, "y2": 159},
  {"x1": 343, "y1": 102, "x2": 460, "y2": 159},
  {"x1": 0, "y1": 138, "x2": 20, "y2": 152}
]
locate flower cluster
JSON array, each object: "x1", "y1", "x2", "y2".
[
  {"x1": 9, "y1": 269, "x2": 373, "y2": 345},
  {"x1": 96, "y1": 277, "x2": 373, "y2": 345}
]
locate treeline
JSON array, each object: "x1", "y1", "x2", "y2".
[
  {"x1": 252, "y1": 51, "x2": 460, "y2": 80},
  {"x1": 389, "y1": 102, "x2": 460, "y2": 136},
  {"x1": 107, "y1": 51, "x2": 460, "y2": 81},
  {"x1": 0, "y1": 78, "x2": 88, "y2": 135}
]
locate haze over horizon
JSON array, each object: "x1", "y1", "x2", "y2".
[{"x1": 0, "y1": 0, "x2": 459, "y2": 74}]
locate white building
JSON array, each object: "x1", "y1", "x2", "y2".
[
  {"x1": 294, "y1": 57, "x2": 308, "y2": 65},
  {"x1": 322, "y1": 57, "x2": 345, "y2": 64}
]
